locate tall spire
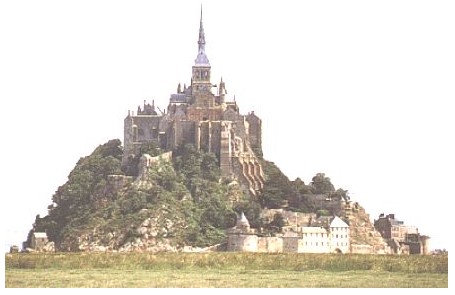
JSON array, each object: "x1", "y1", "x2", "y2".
[{"x1": 195, "y1": 4, "x2": 210, "y2": 66}]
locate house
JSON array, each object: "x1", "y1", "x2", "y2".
[
  {"x1": 374, "y1": 213, "x2": 417, "y2": 241},
  {"x1": 329, "y1": 216, "x2": 350, "y2": 253},
  {"x1": 31, "y1": 232, "x2": 48, "y2": 251}
]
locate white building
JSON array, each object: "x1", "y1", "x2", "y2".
[
  {"x1": 301, "y1": 226, "x2": 330, "y2": 253},
  {"x1": 328, "y1": 216, "x2": 350, "y2": 253},
  {"x1": 228, "y1": 214, "x2": 350, "y2": 253},
  {"x1": 284, "y1": 215, "x2": 350, "y2": 254}
]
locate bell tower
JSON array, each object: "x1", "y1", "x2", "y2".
[{"x1": 191, "y1": 6, "x2": 214, "y2": 105}]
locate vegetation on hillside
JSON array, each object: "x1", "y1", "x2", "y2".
[
  {"x1": 259, "y1": 160, "x2": 349, "y2": 212},
  {"x1": 27, "y1": 140, "x2": 239, "y2": 250},
  {"x1": 26, "y1": 139, "x2": 124, "y2": 249},
  {"x1": 26, "y1": 138, "x2": 352, "y2": 251}
]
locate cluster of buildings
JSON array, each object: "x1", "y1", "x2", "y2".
[
  {"x1": 226, "y1": 212, "x2": 430, "y2": 255},
  {"x1": 374, "y1": 213, "x2": 430, "y2": 255},
  {"x1": 227, "y1": 212, "x2": 350, "y2": 254}
]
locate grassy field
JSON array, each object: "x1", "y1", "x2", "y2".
[{"x1": 5, "y1": 252, "x2": 448, "y2": 288}]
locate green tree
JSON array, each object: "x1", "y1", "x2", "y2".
[
  {"x1": 288, "y1": 178, "x2": 314, "y2": 212},
  {"x1": 265, "y1": 212, "x2": 286, "y2": 234},
  {"x1": 310, "y1": 173, "x2": 335, "y2": 194},
  {"x1": 260, "y1": 160, "x2": 293, "y2": 208},
  {"x1": 29, "y1": 140, "x2": 124, "y2": 249}
]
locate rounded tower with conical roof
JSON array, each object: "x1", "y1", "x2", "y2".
[{"x1": 226, "y1": 212, "x2": 258, "y2": 252}]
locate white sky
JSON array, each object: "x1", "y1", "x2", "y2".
[{"x1": 1, "y1": 0, "x2": 454, "y2": 254}]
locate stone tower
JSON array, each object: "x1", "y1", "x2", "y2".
[
  {"x1": 122, "y1": 7, "x2": 265, "y2": 196},
  {"x1": 227, "y1": 212, "x2": 258, "y2": 252}
]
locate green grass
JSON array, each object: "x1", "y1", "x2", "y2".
[
  {"x1": 5, "y1": 268, "x2": 448, "y2": 288},
  {"x1": 5, "y1": 252, "x2": 448, "y2": 288}
]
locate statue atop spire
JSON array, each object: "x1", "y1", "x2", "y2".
[{"x1": 194, "y1": 5, "x2": 210, "y2": 66}]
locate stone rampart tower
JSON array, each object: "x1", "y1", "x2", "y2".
[{"x1": 122, "y1": 8, "x2": 264, "y2": 196}]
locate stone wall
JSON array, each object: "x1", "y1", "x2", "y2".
[
  {"x1": 246, "y1": 112, "x2": 262, "y2": 152},
  {"x1": 257, "y1": 237, "x2": 283, "y2": 253},
  {"x1": 282, "y1": 237, "x2": 303, "y2": 253},
  {"x1": 122, "y1": 112, "x2": 163, "y2": 168},
  {"x1": 232, "y1": 153, "x2": 264, "y2": 196},
  {"x1": 137, "y1": 151, "x2": 173, "y2": 181},
  {"x1": 227, "y1": 233, "x2": 258, "y2": 252},
  {"x1": 351, "y1": 244, "x2": 374, "y2": 254}
]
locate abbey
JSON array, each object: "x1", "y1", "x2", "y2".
[{"x1": 122, "y1": 10, "x2": 264, "y2": 195}]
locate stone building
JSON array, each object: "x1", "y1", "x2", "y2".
[
  {"x1": 374, "y1": 213, "x2": 417, "y2": 241},
  {"x1": 228, "y1": 214, "x2": 350, "y2": 253},
  {"x1": 226, "y1": 212, "x2": 258, "y2": 252},
  {"x1": 122, "y1": 9, "x2": 264, "y2": 196},
  {"x1": 374, "y1": 213, "x2": 430, "y2": 255},
  {"x1": 31, "y1": 232, "x2": 48, "y2": 251}
]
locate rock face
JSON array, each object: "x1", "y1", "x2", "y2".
[
  {"x1": 74, "y1": 213, "x2": 222, "y2": 253},
  {"x1": 343, "y1": 202, "x2": 391, "y2": 254},
  {"x1": 261, "y1": 209, "x2": 316, "y2": 227},
  {"x1": 74, "y1": 209, "x2": 183, "y2": 253}
]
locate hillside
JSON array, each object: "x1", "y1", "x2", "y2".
[{"x1": 25, "y1": 139, "x2": 387, "y2": 252}]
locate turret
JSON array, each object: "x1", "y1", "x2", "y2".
[
  {"x1": 236, "y1": 211, "x2": 251, "y2": 231},
  {"x1": 219, "y1": 77, "x2": 226, "y2": 103}
]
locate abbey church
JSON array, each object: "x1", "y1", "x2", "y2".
[{"x1": 122, "y1": 9, "x2": 264, "y2": 196}]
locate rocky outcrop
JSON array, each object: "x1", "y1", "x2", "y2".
[
  {"x1": 343, "y1": 202, "x2": 391, "y2": 254},
  {"x1": 75, "y1": 212, "x2": 183, "y2": 253},
  {"x1": 24, "y1": 241, "x2": 55, "y2": 253},
  {"x1": 261, "y1": 209, "x2": 316, "y2": 227}
]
